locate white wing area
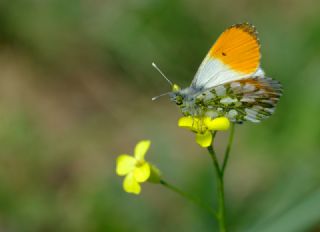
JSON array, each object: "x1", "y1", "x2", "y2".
[
  {"x1": 191, "y1": 58, "x2": 263, "y2": 89},
  {"x1": 253, "y1": 67, "x2": 265, "y2": 77}
]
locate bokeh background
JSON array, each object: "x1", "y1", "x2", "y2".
[{"x1": 0, "y1": 0, "x2": 320, "y2": 231}]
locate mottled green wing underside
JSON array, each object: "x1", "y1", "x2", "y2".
[{"x1": 180, "y1": 77, "x2": 282, "y2": 123}]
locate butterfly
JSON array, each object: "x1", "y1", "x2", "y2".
[{"x1": 153, "y1": 22, "x2": 282, "y2": 123}]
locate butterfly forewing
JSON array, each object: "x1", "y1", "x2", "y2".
[{"x1": 192, "y1": 23, "x2": 261, "y2": 89}]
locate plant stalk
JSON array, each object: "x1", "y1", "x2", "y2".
[
  {"x1": 208, "y1": 144, "x2": 226, "y2": 232},
  {"x1": 207, "y1": 125, "x2": 235, "y2": 232},
  {"x1": 221, "y1": 123, "x2": 235, "y2": 177}
]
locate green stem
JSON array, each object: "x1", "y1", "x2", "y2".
[
  {"x1": 160, "y1": 179, "x2": 217, "y2": 219},
  {"x1": 207, "y1": 144, "x2": 226, "y2": 232},
  {"x1": 221, "y1": 123, "x2": 235, "y2": 177}
]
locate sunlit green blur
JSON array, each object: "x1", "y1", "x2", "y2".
[{"x1": 0, "y1": 0, "x2": 320, "y2": 231}]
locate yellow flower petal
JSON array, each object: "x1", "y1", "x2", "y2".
[
  {"x1": 134, "y1": 140, "x2": 151, "y2": 161},
  {"x1": 178, "y1": 116, "x2": 193, "y2": 128},
  {"x1": 116, "y1": 154, "x2": 136, "y2": 176},
  {"x1": 123, "y1": 173, "x2": 141, "y2": 194},
  {"x1": 206, "y1": 117, "x2": 230, "y2": 131},
  {"x1": 178, "y1": 116, "x2": 201, "y2": 132},
  {"x1": 133, "y1": 162, "x2": 150, "y2": 182},
  {"x1": 195, "y1": 131, "x2": 212, "y2": 147}
]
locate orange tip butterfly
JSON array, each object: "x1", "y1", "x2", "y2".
[{"x1": 153, "y1": 23, "x2": 282, "y2": 123}]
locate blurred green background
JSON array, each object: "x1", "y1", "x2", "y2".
[{"x1": 0, "y1": 0, "x2": 320, "y2": 231}]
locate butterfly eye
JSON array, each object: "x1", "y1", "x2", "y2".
[{"x1": 175, "y1": 96, "x2": 183, "y2": 105}]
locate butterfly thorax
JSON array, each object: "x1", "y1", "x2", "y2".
[{"x1": 170, "y1": 86, "x2": 213, "y2": 117}]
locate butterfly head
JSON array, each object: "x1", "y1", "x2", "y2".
[{"x1": 169, "y1": 84, "x2": 184, "y2": 105}]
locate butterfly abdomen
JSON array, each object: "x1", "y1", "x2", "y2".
[{"x1": 180, "y1": 77, "x2": 282, "y2": 123}]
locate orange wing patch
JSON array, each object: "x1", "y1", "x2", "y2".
[{"x1": 209, "y1": 23, "x2": 260, "y2": 74}]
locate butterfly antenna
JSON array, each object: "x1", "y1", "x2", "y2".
[
  {"x1": 152, "y1": 92, "x2": 171, "y2": 101},
  {"x1": 152, "y1": 62, "x2": 173, "y2": 86}
]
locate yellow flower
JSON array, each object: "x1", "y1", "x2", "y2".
[
  {"x1": 178, "y1": 116, "x2": 230, "y2": 147},
  {"x1": 116, "y1": 140, "x2": 152, "y2": 195}
]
